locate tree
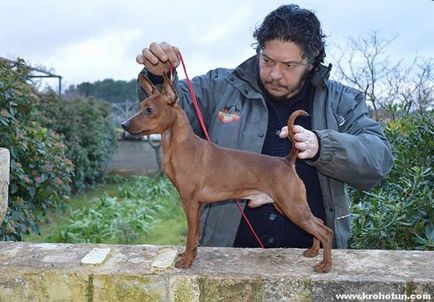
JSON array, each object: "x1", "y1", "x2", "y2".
[
  {"x1": 331, "y1": 31, "x2": 433, "y2": 121},
  {"x1": 64, "y1": 78, "x2": 137, "y2": 103}
]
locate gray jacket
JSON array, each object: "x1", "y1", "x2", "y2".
[{"x1": 138, "y1": 56, "x2": 393, "y2": 248}]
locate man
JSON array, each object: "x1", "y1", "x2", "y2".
[{"x1": 136, "y1": 5, "x2": 393, "y2": 249}]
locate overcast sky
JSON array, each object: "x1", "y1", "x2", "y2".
[{"x1": 1, "y1": 0, "x2": 433, "y2": 91}]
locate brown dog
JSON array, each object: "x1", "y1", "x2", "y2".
[{"x1": 122, "y1": 74, "x2": 333, "y2": 273}]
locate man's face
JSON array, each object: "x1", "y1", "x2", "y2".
[{"x1": 259, "y1": 39, "x2": 313, "y2": 100}]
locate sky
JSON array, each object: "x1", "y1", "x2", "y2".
[{"x1": 1, "y1": 0, "x2": 433, "y2": 92}]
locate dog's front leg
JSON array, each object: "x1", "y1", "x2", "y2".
[{"x1": 175, "y1": 199, "x2": 201, "y2": 268}]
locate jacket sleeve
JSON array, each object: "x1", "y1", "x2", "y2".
[{"x1": 310, "y1": 89, "x2": 393, "y2": 191}]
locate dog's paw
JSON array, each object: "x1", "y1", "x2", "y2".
[
  {"x1": 303, "y1": 248, "x2": 319, "y2": 258},
  {"x1": 313, "y1": 261, "x2": 331, "y2": 273},
  {"x1": 175, "y1": 255, "x2": 193, "y2": 269}
]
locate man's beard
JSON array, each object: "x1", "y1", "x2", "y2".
[{"x1": 264, "y1": 69, "x2": 311, "y2": 101}]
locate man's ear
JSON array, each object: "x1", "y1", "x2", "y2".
[
  {"x1": 162, "y1": 73, "x2": 178, "y2": 105},
  {"x1": 138, "y1": 75, "x2": 158, "y2": 97}
]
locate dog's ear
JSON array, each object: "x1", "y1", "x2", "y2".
[
  {"x1": 139, "y1": 75, "x2": 158, "y2": 96},
  {"x1": 162, "y1": 73, "x2": 178, "y2": 106}
]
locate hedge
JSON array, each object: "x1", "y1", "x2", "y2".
[
  {"x1": 0, "y1": 60, "x2": 73, "y2": 240},
  {"x1": 0, "y1": 59, "x2": 117, "y2": 240}
]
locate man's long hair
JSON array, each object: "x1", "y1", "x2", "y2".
[{"x1": 253, "y1": 4, "x2": 326, "y2": 69}]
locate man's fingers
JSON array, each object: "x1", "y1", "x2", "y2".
[
  {"x1": 137, "y1": 42, "x2": 181, "y2": 75},
  {"x1": 279, "y1": 126, "x2": 288, "y2": 138},
  {"x1": 161, "y1": 43, "x2": 180, "y2": 68},
  {"x1": 138, "y1": 47, "x2": 159, "y2": 66},
  {"x1": 149, "y1": 42, "x2": 180, "y2": 67},
  {"x1": 148, "y1": 42, "x2": 168, "y2": 62},
  {"x1": 295, "y1": 141, "x2": 308, "y2": 151},
  {"x1": 297, "y1": 151, "x2": 311, "y2": 159},
  {"x1": 292, "y1": 125, "x2": 303, "y2": 133},
  {"x1": 281, "y1": 125, "x2": 305, "y2": 140},
  {"x1": 136, "y1": 53, "x2": 145, "y2": 64},
  {"x1": 279, "y1": 123, "x2": 319, "y2": 159}
]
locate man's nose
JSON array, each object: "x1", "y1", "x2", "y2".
[{"x1": 270, "y1": 64, "x2": 283, "y2": 80}]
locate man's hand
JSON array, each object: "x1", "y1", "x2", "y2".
[
  {"x1": 136, "y1": 42, "x2": 180, "y2": 75},
  {"x1": 279, "y1": 125, "x2": 319, "y2": 159}
]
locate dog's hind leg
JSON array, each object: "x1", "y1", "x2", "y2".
[
  {"x1": 303, "y1": 237, "x2": 320, "y2": 258},
  {"x1": 298, "y1": 217, "x2": 333, "y2": 273},
  {"x1": 278, "y1": 200, "x2": 333, "y2": 273},
  {"x1": 303, "y1": 217, "x2": 325, "y2": 258}
]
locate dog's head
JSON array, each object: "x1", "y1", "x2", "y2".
[{"x1": 121, "y1": 73, "x2": 178, "y2": 136}]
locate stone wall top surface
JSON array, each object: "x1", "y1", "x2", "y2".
[
  {"x1": 0, "y1": 242, "x2": 433, "y2": 301},
  {"x1": 0, "y1": 242, "x2": 432, "y2": 281}
]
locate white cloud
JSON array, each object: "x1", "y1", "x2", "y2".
[
  {"x1": 0, "y1": 0, "x2": 433, "y2": 91},
  {"x1": 197, "y1": 8, "x2": 252, "y2": 45},
  {"x1": 49, "y1": 29, "x2": 142, "y2": 83}
]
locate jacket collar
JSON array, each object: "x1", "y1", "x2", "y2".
[
  {"x1": 231, "y1": 55, "x2": 262, "y2": 93},
  {"x1": 310, "y1": 63, "x2": 332, "y2": 89}
]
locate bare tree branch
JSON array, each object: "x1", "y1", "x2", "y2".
[{"x1": 330, "y1": 31, "x2": 433, "y2": 121}]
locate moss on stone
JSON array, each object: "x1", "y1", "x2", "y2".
[
  {"x1": 93, "y1": 274, "x2": 166, "y2": 302},
  {"x1": 170, "y1": 276, "x2": 200, "y2": 302},
  {"x1": 302, "y1": 279, "x2": 313, "y2": 302},
  {"x1": 0, "y1": 272, "x2": 89, "y2": 302},
  {"x1": 405, "y1": 280, "x2": 415, "y2": 297},
  {"x1": 87, "y1": 274, "x2": 94, "y2": 302},
  {"x1": 198, "y1": 276, "x2": 264, "y2": 302}
]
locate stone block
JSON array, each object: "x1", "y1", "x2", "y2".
[
  {"x1": 169, "y1": 276, "x2": 200, "y2": 302},
  {"x1": 0, "y1": 271, "x2": 89, "y2": 302},
  {"x1": 264, "y1": 277, "x2": 312, "y2": 302},
  {"x1": 0, "y1": 148, "x2": 10, "y2": 224},
  {"x1": 92, "y1": 274, "x2": 168, "y2": 302},
  {"x1": 197, "y1": 276, "x2": 264, "y2": 302}
]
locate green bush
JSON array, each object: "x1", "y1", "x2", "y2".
[
  {"x1": 48, "y1": 176, "x2": 183, "y2": 244},
  {"x1": 350, "y1": 111, "x2": 434, "y2": 250},
  {"x1": 37, "y1": 91, "x2": 117, "y2": 192},
  {"x1": 0, "y1": 60, "x2": 74, "y2": 240}
]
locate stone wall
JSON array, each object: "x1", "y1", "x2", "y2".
[
  {"x1": 1, "y1": 147, "x2": 432, "y2": 301},
  {"x1": 0, "y1": 148, "x2": 9, "y2": 224},
  {"x1": 0, "y1": 242, "x2": 432, "y2": 301},
  {"x1": 107, "y1": 140, "x2": 161, "y2": 175}
]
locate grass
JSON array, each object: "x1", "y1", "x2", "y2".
[{"x1": 24, "y1": 175, "x2": 187, "y2": 246}]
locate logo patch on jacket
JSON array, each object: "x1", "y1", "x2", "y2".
[{"x1": 217, "y1": 105, "x2": 241, "y2": 123}]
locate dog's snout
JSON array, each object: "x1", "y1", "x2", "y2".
[{"x1": 121, "y1": 121, "x2": 129, "y2": 130}]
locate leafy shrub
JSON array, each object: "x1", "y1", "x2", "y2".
[
  {"x1": 37, "y1": 91, "x2": 117, "y2": 192},
  {"x1": 350, "y1": 111, "x2": 434, "y2": 250},
  {"x1": 0, "y1": 60, "x2": 74, "y2": 240},
  {"x1": 56, "y1": 195, "x2": 161, "y2": 244},
  {"x1": 48, "y1": 176, "x2": 184, "y2": 244}
]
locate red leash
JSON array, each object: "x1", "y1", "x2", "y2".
[
  {"x1": 176, "y1": 54, "x2": 211, "y2": 142},
  {"x1": 171, "y1": 52, "x2": 265, "y2": 249}
]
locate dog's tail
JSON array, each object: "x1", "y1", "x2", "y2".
[{"x1": 286, "y1": 110, "x2": 309, "y2": 163}]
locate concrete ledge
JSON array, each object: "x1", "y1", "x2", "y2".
[
  {"x1": 0, "y1": 242, "x2": 432, "y2": 301},
  {"x1": 0, "y1": 147, "x2": 9, "y2": 223}
]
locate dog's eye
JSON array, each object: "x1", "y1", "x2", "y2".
[{"x1": 145, "y1": 107, "x2": 153, "y2": 114}]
